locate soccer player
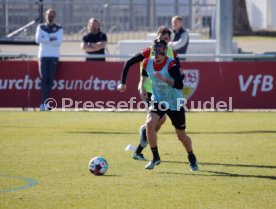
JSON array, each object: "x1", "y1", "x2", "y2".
[
  {"x1": 118, "y1": 39, "x2": 198, "y2": 171},
  {"x1": 119, "y1": 26, "x2": 183, "y2": 161}
]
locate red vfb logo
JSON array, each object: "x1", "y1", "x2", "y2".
[{"x1": 239, "y1": 74, "x2": 274, "y2": 97}]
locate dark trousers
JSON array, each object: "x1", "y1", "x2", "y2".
[{"x1": 39, "y1": 57, "x2": 59, "y2": 103}]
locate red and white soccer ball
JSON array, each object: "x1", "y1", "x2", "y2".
[{"x1": 88, "y1": 156, "x2": 108, "y2": 176}]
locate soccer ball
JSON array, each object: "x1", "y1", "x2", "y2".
[{"x1": 88, "y1": 156, "x2": 108, "y2": 176}]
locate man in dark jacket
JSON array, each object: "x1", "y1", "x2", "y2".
[{"x1": 168, "y1": 15, "x2": 189, "y2": 55}]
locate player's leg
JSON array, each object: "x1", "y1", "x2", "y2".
[
  {"x1": 133, "y1": 92, "x2": 161, "y2": 160},
  {"x1": 133, "y1": 92, "x2": 152, "y2": 160},
  {"x1": 133, "y1": 114, "x2": 166, "y2": 161},
  {"x1": 145, "y1": 103, "x2": 165, "y2": 169},
  {"x1": 146, "y1": 112, "x2": 160, "y2": 148},
  {"x1": 156, "y1": 114, "x2": 166, "y2": 131},
  {"x1": 166, "y1": 107, "x2": 199, "y2": 171},
  {"x1": 132, "y1": 124, "x2": 148, "y2": 161},
  {"x1": 175, "y1": 129, "x2": 198, "y2": 171}
]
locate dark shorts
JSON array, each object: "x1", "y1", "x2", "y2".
[{"x1": 149, "y1": 102, "x2": 186, "y2": 130}]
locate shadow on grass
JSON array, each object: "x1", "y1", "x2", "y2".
[
  {"x1": 201, "y1": 170, "x2": 276, "y2": 180},
  {"x1": 162, "y1": 160, "x2": 276, "y2": 169},
  {"x1": 159, "y1": 170, "x2": 276, "y2": 180},
  {"x1": 95, "y1": 174, "x2": 121, "y2": 177},
  {"x1": 187, "y1": 130, "x2": 276, "y2": 134},
  {"x1": 68, "y1": 130, "x2": 276, "y2": 135},
  {"x1": 68, "y1": 131, "x2": 137, "y2": 135},
  {"x1": 160, "y1": 161, "x2": 276, "y2": 180}
]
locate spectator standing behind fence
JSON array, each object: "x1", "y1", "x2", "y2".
[
  {"x1": 35, "y1": 8, "x2": 63, "y2": 111},
  {"x1": 168, "y1": 16, "x2": 189, "y2": 55},
  {"x1": 81, "y1": 18, "x2": 107, "y2": 61}
]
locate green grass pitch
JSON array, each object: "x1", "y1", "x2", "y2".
[{"x1": 0, "y1": 111, "x2": 275, "y2": 209}]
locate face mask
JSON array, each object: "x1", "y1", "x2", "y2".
[{"x1": 153, "y1": 44, "x2": 166, "y2": 56}]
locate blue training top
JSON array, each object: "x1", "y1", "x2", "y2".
[{"x1": 145, "y1": 56, "x2": 184, "y2": 110}]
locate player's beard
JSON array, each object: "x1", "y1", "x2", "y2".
[{"x1": 154, "y1": 55, "x2": 164, "y2": 64}]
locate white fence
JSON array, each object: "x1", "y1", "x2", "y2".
[{"x1": 0, "y1": 0, "x2": 215, "y2": 42}]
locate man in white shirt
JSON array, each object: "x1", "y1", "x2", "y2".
[{"x1": 35, "y1": 8, "x2": 63, "y2": 111}]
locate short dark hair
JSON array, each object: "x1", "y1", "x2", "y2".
[
  {"x1": 153, "y1": 39, "x2": 167, "y2": 48},
  {"x1": 157, "y1": 25, "x2": 171, "y2": 38}
]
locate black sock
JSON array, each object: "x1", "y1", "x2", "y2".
[
  {"x1": 135, "y1": 144, "x2": 144, "y2": 154},
  {"x1": 188, "y1": 151, "x2": 197, "y2": 165},
  {"x1": 151, "y1": 146, "x2": 160, "y2": 161},
  {"x1": 188, "y1": 151, "x2": 194, "y2": 156}
]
